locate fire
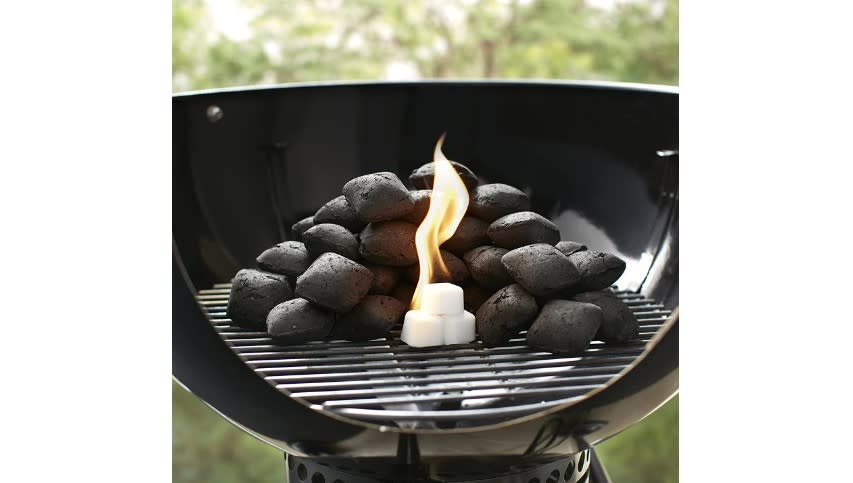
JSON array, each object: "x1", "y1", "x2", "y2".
[{"x1": 411, "y1": 134, "x2": 470, "y2": 309}]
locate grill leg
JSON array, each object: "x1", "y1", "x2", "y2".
[
  {"x1": 283, "y1": 453, "x2": 288, "y2": 482},
  {"x1": 588, "y1": 448, "x2": 613, "y2": 483},
  {"x1": 395, "y1": 434, "x2": 427, "y2": 481}
]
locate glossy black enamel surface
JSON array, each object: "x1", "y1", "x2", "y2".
[
  {"x1": 173, "y1": 81, "x2": 677, "y2": 293},
  {"x1": 172, "y1": 81, "x2": 678, "y2": 459}
]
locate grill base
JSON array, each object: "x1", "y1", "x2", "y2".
[{"x1": 287, "y1": 450, "x2": 599, "y2": 483}]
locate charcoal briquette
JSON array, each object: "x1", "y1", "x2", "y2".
[
  {"x1": 463, "y1": 284, "x2": 493, "y2": 312},
  {"x1": 486, "y1": 211, "x2": 560, "y2": 249},
  {"x1": 390, "y1": 282, "x2": 416, "y2": 305},
  {"x1": 555, "y1": 240, "x2": 587, "y2": 257},
  {"x1": 571, "y1": 291, "x2": 639, "y2": 343},
  {"x1": 501, "y1": 243, "x2": 580, "y2": 296},
  {"x1": 266, "y1": 298, "x2": 334, "y2": 345},
  {"x1": 256, "y1": 241, "x2": 312, "y2": 277},
  {"x1": 404, "y1": 249, "x2": 469, "y2": 284},
  {"x1": 330, "y1": 295, "x2": 407, "y2": 341},
  {"x1": 442, "y1": 216, "x2": 490, "y2": 255},
  {"x1": 567, "y1": 251, "x2": 627, "y2": 291},
  {"x1": 295, "y1": 253, "x2": 373, "y2": 313},
  {"x1": 291, "y1": 216, "x2": 315, "y2": 242},
  {"x1": 463, "y1": 246, "x2": 512, "y2": 290},
  {"x1": 526, "y1": 300, "x2": 603, "y2": 355},
  {"x1": 401, "y1": 189, "x2": 431, "y2": 225},
  {"x1": 343, "y1": 172, "x2": 414, "y2": 222},
  {"x1": 359, "y1": 221, "x2": 419, "y2": 266},
  {"x1": 302, "y1": 223, "x2": 360, "y2": 260},
  {"x1": 227, "y1": 269, "x2": 293, "y2": 330},
  {"x1": 365, "y1": 263, "x2": 401, "y2": 295},
  {"x1": 475, "y1": 284, "x2": 538, "y2": 347},
  {"x1": 409, "y1": 160, "x2": 479, "y2": 191},
  {"x1": 314, "y1": 195, "x2": 365, "y2": 233},
  {"x1": 468, "y1": 183, "x2": 531, "y2": 222}
]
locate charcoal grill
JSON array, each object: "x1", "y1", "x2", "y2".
[{"x1": 173, "y1": 81, "x2": 678, "y2": 482}]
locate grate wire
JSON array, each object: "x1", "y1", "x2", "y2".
[{"x1": 196, "y1": 285, "x2": 671, "y2": 428}]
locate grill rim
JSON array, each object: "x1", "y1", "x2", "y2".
[
  {"x1": 201, "y1": 285, "x2": 678, "y2": 435},
  {"x1": 173, "y1": 79, "x2": 679, "y2": 100}
]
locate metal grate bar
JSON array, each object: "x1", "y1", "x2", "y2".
[
  {"x1": 253, "y1": 355, "x2": 640, "y2": 375},
  {"x1": 197, "y1": 284, "x2": 671, "y2": 428},
  {"x1": 220, "y1": 339, "x2": 648, "y2": 357},
  {"x1": 319, "y1": 384, "x2": 602, "y2": 408},
  {"x1": 290, "y1": 378, "x2": 605, "y2": 401},
  {"x1": 214, "y1": 324, "x2": 660, "y2": 344},
  {"x1": 243, "y1": 345, "x2": 653, "y2": 368},
  {"x1": 265, "y1": 359, "x2": 632, "y2": 383},
  {"x1": 275, "y1": 368, "x2": 621, "y2": 391},
  {"x1": 325, "y1": 397, "x2": 589, "y2": 422},
  {"x1": 219, "y1": 338, "x2": 650, "y2": 357}
]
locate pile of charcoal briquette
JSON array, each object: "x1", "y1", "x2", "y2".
[{"x1": 226, "y1": 161, "x2": 639, "y2": 355}]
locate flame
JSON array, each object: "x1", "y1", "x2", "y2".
[{"x1": 411, "y1": 134, "x2": 470, "y2": 309}]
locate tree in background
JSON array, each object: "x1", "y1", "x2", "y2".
[
  {"x1": 173, "y1": 0, "x2": 677, "y2": 92},
  {"x1": 173, "y1": 0, "x2": 271, "y2": 90}
]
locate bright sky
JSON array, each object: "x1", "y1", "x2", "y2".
[{"x1": 206, "y1": 0, "x2": 253, "y2": 41}]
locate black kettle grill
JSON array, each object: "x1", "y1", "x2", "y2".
[{"x1": 172, "y1": 81, "x2": 678, "y2": 482}]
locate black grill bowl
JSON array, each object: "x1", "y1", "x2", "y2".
[{"x1": 172, "y1": 81, "x2": 678, "y2": 476}]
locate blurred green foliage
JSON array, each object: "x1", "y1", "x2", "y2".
[
  {"x1": 173, "y1": 0, "x2": 677, "y2": 92},
  {"x1": 173, "y1": 381, "x2": 678, "y2": 482},
  {"x1": 172, "y1": 1, "x2": 677, "y2": 481},
  {"x1": 597, "y1": 395, "x2": 679, "y2": 482},
  {"x1": 173, "y1": 381, "x2": 282, "y2": 483}
]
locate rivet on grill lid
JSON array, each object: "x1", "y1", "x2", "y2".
[{"x1": 205, "y1": 104, "x2": 223, "y2": 123}]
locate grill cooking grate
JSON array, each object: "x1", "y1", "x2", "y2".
[{"x1": 197, "y1": 284, "x2": 671, "y2": 429}]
